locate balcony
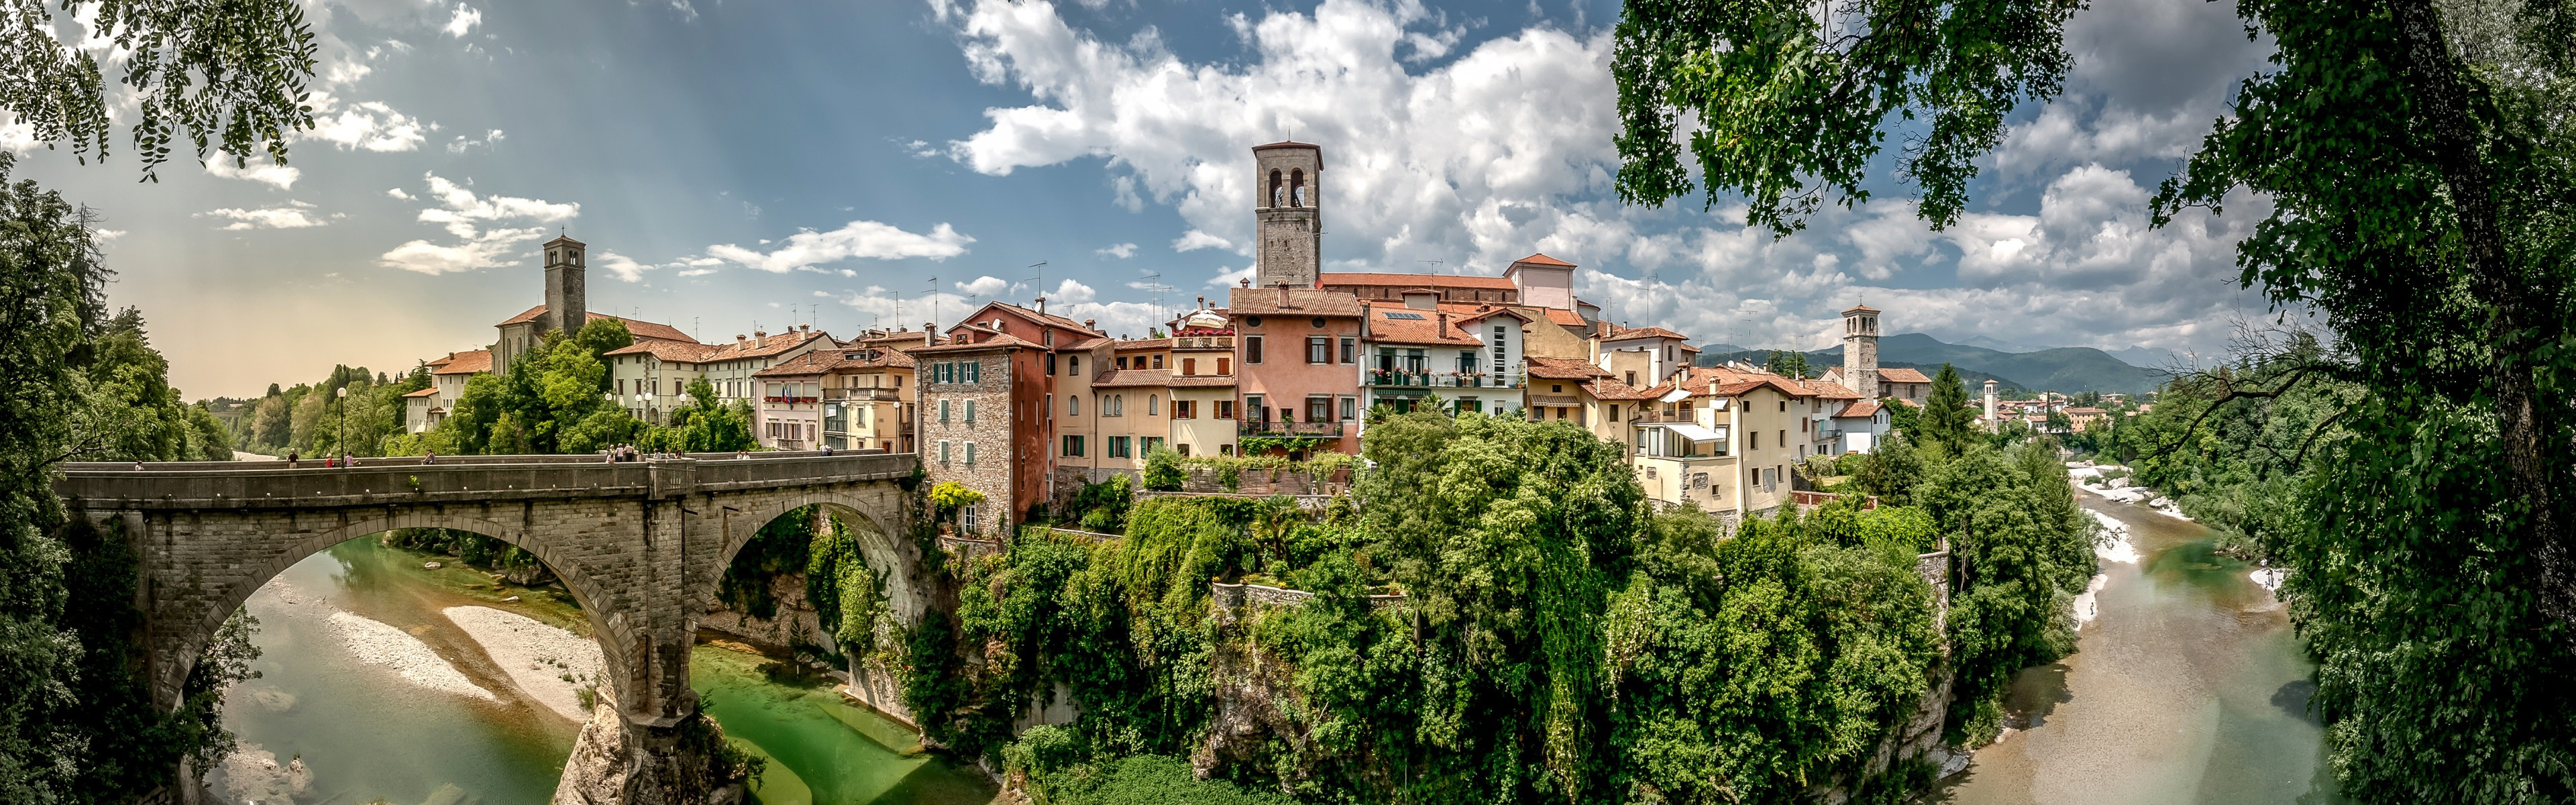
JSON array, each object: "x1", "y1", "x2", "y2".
[
  {"x1": 1362, "y1": 369, "x2": 1524, "y2": 389},
  {"x1": 825, "y1": 388, "x2": 902, "y2": 402},
  {"x1": 1173, "y1": 335, "x2": 1234, "y2": 350},
  {"x1": 763, "y1": 395, "x2": 820, "y2": 405},
  {"x1": 1239, "y1": 421, "x2": 1344, "y2": 438}
]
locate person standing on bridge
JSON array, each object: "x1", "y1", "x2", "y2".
[
  {"x1": 424, "y1": 451, "x2": 437, "y2": 465},
  {"x1": 287, "y1": 450, "x2": 299, "y2": 468},
  {"x1": 820, "y1": 443, "x2": 833, "y2": 456}
]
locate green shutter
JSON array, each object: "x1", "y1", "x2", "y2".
[
  {"x1": 967, "y1": 361, "x2": 981, "y2": 383},
  {"x1": 965, "y1": 441, "x2": 976, "y2": 466}
]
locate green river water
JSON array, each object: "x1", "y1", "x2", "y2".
[
  {"x1": 1933, "y1": 492, "x2": 2343, "y2": 804},
  {"x1": 210, "y1": 537, "x2": 994, "y2": 805}
]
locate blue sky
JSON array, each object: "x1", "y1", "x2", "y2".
[{"x1": 8, "y1": 0, "x2": 2279, "y2": 398}]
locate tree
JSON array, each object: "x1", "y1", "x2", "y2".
[
  {"x1": 3, "y1": 0, "x2": 320, "y2": 180},
  {"x1": 1919, "y1": 364, "x2": 1976, "y2": 452},
  {"x1": 1142, "y1": 445, "x2": 1185, "y2": 492},
  {"x1": 1613, "y1": 0, "x2": 2576, "y2": 792},
  {"x1": 1765, "y1": 348, "x2": 1812, "y2": 379}
]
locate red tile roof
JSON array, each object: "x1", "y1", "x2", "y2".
[
  {"x1": 1167, "y1": 375, "x2": 1238, "y2": 388},
  {"x1": 1583, "y1": 378, "x2": 1662, "y2": 400},
  {"x1": 1229, "y1": 287, "x2": 1364, "y2": 316},
  {"x1": 494, "y1": 305, "x2": 698, "y2": 343},
  {"x1": 1320, "y1": 272, "x2": 1515, "y2": 290},
  {"x1": 431, "y1": 350, "x2": 491, "y2": 375},
  {"x1": 1604, "y1": 325, "x2": 1691, "y2": 341},
  {"x1": 1800, "y1": 379, "x2": 1863, "y2": 399},
  {"x1": 1876, "y1": 367, "x2": 1932, "y2": 383},
  {"x1": 1843, "y1": 304, "x2": 1881, "y2": 314},
  {"x1": 1511, "y1": 253, "x2": 1576, "y2": 268},
  {"x1": 1090, "y1": 369, "x2": 1170, "y2": 388},
  {"x1": 1115, "y1": 337, "x2": 1174, "y2": 352},
  {"x1": 1525, "y1": 356, "x2": 1613, "y2": 380},
  {"x1": 909, "y1": 325, "x2": 1039, "y2": 354},
  {"x1": 404, "y1": 387, "x2": 440, "y2": 398},
  {"x1": 1364, "y1": 308, "x2": 1481, "y2": 346},
  {"x1": 1834, "y1": 399, "x2": 1883, "y2": 419}
]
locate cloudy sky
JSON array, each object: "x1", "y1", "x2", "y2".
[{"x1": 9, "y1": 0, "x2": 2277, "y2": 398}]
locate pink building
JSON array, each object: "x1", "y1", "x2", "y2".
[{"x1": 1228, "y1": 284, "x2": 1364, "y2": 455}]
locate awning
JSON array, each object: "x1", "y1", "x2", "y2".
[
  {"x1": 1656, "y1": 423, "x2": 1724, "y2": 442},
  {"x1": 1658, "y1": 387, "x2": 1692, "y2": 404}
]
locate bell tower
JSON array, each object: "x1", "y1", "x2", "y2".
[
  {"x1": 1841, "y1": 304, "x2": 1880, "y2": 398},
  {"x1": 543, "y1": 235, "x2": 588, "y2": 335},
  {"x1": 1252, "y1": 141, "x2": 1322, "y2": 288}
]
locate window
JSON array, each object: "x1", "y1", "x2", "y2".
[
  {"x1": 967, "y1": 362, "x2": 980, "y2": 383},
  {"x1": 1307, "y1": 395, "x2": 1333, "y2": 423},
  {"x1": 1779, "y1": 429, "x2": 1787, "y2": 446},
  {"x1": 1493, "y1": 325, "x2": 1508, "y2": 374},
  {"x1": 1148, "y1": 395, "x2": 1160, "y2": 416},
  {"x1": 1143, "y1": 437, "x2": 1164, "y2": 453},
  {"x1": 1218, "y1": 400, "x2": 1236, "y2": 419},
  {"x1": 1551, "y1": 384, "x2": 1562, "y2": 393},
  {"x1": 965, "y1": 441, "x2": 977, "y2": 466},
  {"x1": 1610, "y1": 405, "x2": 1621, "y2": 422},
  {"x1": 938, "y1": 440, "x2": 951, "y2": 464},
  {"x1": 1069, "y1": 395, "x2": 1080, "y2": 416},
  {"x1": 1044, "y1": 330, "x2": 1055, "y2": 346},
  {"x1": 939, "y1": 399, "x2": 951, "y2": 424},
  {"x1": 1108, "y1": 394, "x2": 1124, "y2": 416},
  {"x1": 1246, "y1": 336, "x2": 1264, "y2": 364},
  {"x1": 618, "y1": 379, "x2": 627, "y2": 396},
  {"x1": 1555, "y1": 407, "x2": 1567, "y2": 421},
  {"x1": 961, "y1": 503, "x2": 979, "y2": 533},
  {"x1": 1750, "y1": 429, "x2": 1758, "y2": 449},
  {"x1": 1177, "y1": 444, "x2": 1191, "y2": 457},
  {"x1": 1310, "y1": 316, "x2": 1327, "y2": 329},
  {"x1": 1220, "y1": 444, "x2": 1235, "y2": 456},
  {"x1": 1117, "y1": 356, "x2": 1129, "y2": 370},
  {"x1": 1779, "y1": 400, "x2": 1787, "y2": 412},
  {"x1": 1062, "y1": 435, "x2": 1085, "y2": 456},
  {"x1": 1183, "y1": 358, "x2": 1197, "y2": 375},
  {"x1": 1339, "y1": 396, "x2": 1356, "y2": 421},
  {"x1": 1046, "y1": 353, "x2": 1058, "y2": 374},
  {"x1": 1217, "y1": 357, "x2": 1230, "y2": 374},
  {"x1": 1244, "y1": 395, "x2": 1264, "y2": 422},
  {"x1": 1152, "y1": 354, "x2": 1165, "y2": 370},
  {"x1": 1245, "y1": 316, "x2": 1263, "y2": 327},
  {"x1": 1307, "y1": 337, "x2": 1330, "y2": 364},
  {"x1": 1340, "y1": 336, "x2": 1356, "y2": 364},
  {"x1": 1625, "y1": 371, "x2": 1637, "y2": 386},
  {"x1": 1174, "y1": 400, "x2": 1196, "y2": 419},
  {"x1": 1110, "y1": 436, "x2": 1131, "y2": 458},
  {"x1": 965, "y1": 399, "x2": 977, "y2": 423},
  {"x1": 1069, "y1": 355, "x2": 1079, "y2": 376}
]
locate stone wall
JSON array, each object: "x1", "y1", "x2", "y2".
[
  {"x1": 918, "y1": 349, "x2": 1017, "y2": 539},
  {"x1": 1208, "y1": 581, "x2": 1407, "y2": 625},
  {"x1": 1170, "y1": 465, "x2": 1350, "y2": 496}
]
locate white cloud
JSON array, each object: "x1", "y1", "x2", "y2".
[
  {"x1": 1047, "y1": 278, "x2": 1097, "y2": 303},
  {"x1": 93, "y1": 229, "x2": 127, "y2": 241},
  {"x1": 1, "y1": 117, "x2": 41, "y2": 153},
  {"x1": 200, "y1": 201, "x2": 328, "y2": 231},
  {"x1": 444, "y1": 5, "x2": 482, "y2": 38},
  {"x1": 304, "y1": 94, "x2": 427, "y2": 152},
  {"x1": 705, "y1": 220, "x2": 973, "y2": 273},
  {"x1": 677, "y1": 267, "x2": 718, "y2": 278},
  {"x1": 597, "y1": 251, "x2": 651, "y2": 282},
  {"x1": 1095, "y1": 242, "x2": 1138, "y2": 258},
  {"x1": 953, "y1": 275, "x2": 1012, "y2": 297},
  {"x1": 447, "y1": 129, "x2": 505, "y2": 153},
  {"x1": 378, "y1": 174, "x2": 578, "y2": 275},
  {"x1": 1171, "y1": 230, "x2": 1232, "y2": 252},
  {"x1": 203, "y1": 153, "x2": 301, "y2": 189},
  {"x1": 386, "y1": 187, "x2": 413, "y2": 200}
]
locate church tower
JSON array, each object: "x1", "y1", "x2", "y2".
[
  {"x1": 543, "y1": 235, "x2": 588, "y2": 335},
  {"x1": 1841, "y1": 304, "x2": 1880, "y2": 398},
  {"x1": 1252, "y1": 142, "x2": 1322, "y2": 288}
]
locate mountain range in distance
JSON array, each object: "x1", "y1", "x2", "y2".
[{"x1": 1697, "y1": 332, "x2": 2174, "y2": 395}]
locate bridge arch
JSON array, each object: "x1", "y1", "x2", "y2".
[
  {"x1": 708, "y1": 490, "x2": 921, "y2": 628},
  {"x1": 154, "y1": 508, "x2": 643, "y2": 715}
]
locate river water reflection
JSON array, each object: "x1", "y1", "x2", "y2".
[
  {"x1": 1932, "y1": 492, "x2": 2343, "y2": 804},
  {"x1": 211, "y1": 537, "x2": 994, "y2": 805}
]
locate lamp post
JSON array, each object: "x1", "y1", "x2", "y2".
[{"x1": 335, "y1": 386, "x2": 347, "y2": 457}]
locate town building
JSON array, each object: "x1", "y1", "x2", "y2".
[
  {"x1": 491, "y1": 235, "x2": 700, "y2": 377},
  {"x1": 1595, "y1": 325, "x2": 1699, "y2": 390},
  {"x1": 751, "y1": 331, "x2": 928, "y2": 453},
  {"x1": 1229, "y1": 284, "x2": 1364, "y2": 453},
  {"x1": 910, "y1": 325, "x2": 1044, "y2": 538},
  {"x1": 405, "y1": 349, "x2": 490, "y2": 433},
  {"x1": 602, "y1": 326, "x2": 835, "y2": 445}
]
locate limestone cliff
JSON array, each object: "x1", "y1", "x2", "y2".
[{"x1": 553, "y1": 700, "x2": 748, "y2": 805}]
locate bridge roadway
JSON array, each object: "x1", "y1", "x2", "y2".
[{"x1": 54, "y1": 451, "x2": 926, "y2": 737}]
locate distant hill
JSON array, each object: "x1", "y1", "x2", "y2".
[
  {"x1": 1699, "y1": 347, "x2": 2029, "y2": 396},
  {"x1": 1699, "y1": 332, "x2": 2170, "y2": 394}
]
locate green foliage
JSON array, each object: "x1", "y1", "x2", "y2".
[
  {"x1": 1068, "y1": 474, "x2": 1136, "y2": 533},
  {"x1": 930, "y1": 482, "x2": 988, "y2": 526},
  {"x1": 0, "y1": 155, "x2": 260, "y2": 798},
  {"x1": 3, "y1": 0, "x2": 320, "y2": 180},
  {"x1": 1611, "y1": 0, "x2": 2081, "y2": 231},
  {"x1": 1006, "y1": 738, "x2": 1295, "y2": 805},
  {"x1": 1764, "y1": 349, "x2": 1811, "y2": 380},
  {"x1": 1238, "y1": 435, "x2": 1336, "y2": 456},
  {"x1": 1918, "y1": 364, "x2": 1978, "y2": 453},
  {"x1": 1142, "y1": 447, "x2": 1185, "y2": 492},
  {"x1": 1917, "y1": 442, "x2": 2098, "y2": 741},
  {"x1": 1851, "y1": 431, "x2": 1929, "y2": 507},
  {"x1": 639, "y1": 378, "x2": 755, "y2": 454}
]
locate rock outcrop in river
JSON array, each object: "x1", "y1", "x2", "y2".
[{"x1": 553, "y1": 700, "x2": 749, "y2": 805}]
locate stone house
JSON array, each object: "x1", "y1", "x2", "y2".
[{"x1": 910, "y1": 326, "x2": 1041, "y2": 537}]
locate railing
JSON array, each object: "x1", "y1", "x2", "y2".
[
  {"x1": 826, "y1": 388, "x2": 901, "y2": 401},
  {"x1": 1362, "y1": 370, "x2": 1523, "y2": 388},
  {"x1": 763, "y1": 395, "x2": 820, "y2": 404},
  {"x1": 1173, "y1": 335, "x2": 1234, "y2": 350},
  {"x1": 1238, "y1": 421, "x2": 1344, "y2": 438}
]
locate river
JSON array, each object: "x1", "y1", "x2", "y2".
[
  {"x1": 207, "y1": 537, "x2": 995, "y2": 805},
  {"x1": 1931, "y1": 490, "x2": 2343, "y2": 804}
]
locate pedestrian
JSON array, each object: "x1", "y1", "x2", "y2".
[
  {"x1": 287, "y1": 450, "x2": 299, "y2": 468},
  {"x1": 424, "y1": 451, "x2": 438, "y2": 466},
  {"x1": 820, "y1": 443, "x2": 834, "y2": 456},
  {"x1": 343, "y1": 453, "x2": 355, "y2": 470},
  {"x1": 133, "y1": 460, "x2": 145, "y2": 471}
]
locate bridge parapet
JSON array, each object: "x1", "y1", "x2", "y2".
[{"x1": 56, "y1": 453, "x2": 916, "y2": 510}]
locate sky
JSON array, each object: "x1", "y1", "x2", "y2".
[{"x1": 6, "y1": 0, "x2": 2281, "y2": 399}]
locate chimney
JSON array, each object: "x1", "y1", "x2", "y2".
[
  {"x1": 1360, "y1": 301, "x2": 1373, "y2": 338},
  {"x1": 754, "y1": 330, "x2": 768, "y2": 347},
  {"x1": 1197, "y1": 295, "x2": 1206, "y2": 309},
  {"x1": 1036, "y1": 296, "x2": 1047, "y2": 317},
  {"x1": 735, "y1": 334, "x2": 747, "y2": 345},
  {"x1": 1276, "y1": 282, "x2": 1291, "y2": 309},
  {"x1": 1240, "y1": 276, "x2": 1251, "y2": 288},
  {"x1": 1084, "y1": 319, "x2": 1097, "y2": 329}
]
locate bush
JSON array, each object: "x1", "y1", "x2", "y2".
[{"x1": 1142, "y1": 447, "x2": 1185, "y2": 492}]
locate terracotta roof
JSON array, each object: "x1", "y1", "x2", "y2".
[
  {"x1": 1670, "y1": 366, "x2": 1815, "y2": 398},
  {"x1": 1876, "y1": 367, "x2": 1932, "y2": 384},
  {"x1": 1540, "y1": 308, "x2": 1587, "y2": 328},
  {"x1": 1115, "y1": 338, "x2": 1173, "y2": 352},
  {"x1": 431, "y1": 350, "x2": 491, "y2": 375},
  {"x1": 1603, "y1": 325, "x2": 1691, "y2": 341},
  {"x1": 1843, "y1": 304, "x2": 1881, "y2": 314},
  {"x1": 603, "y1": 328, "x2": 828, "y2": 364},
  {"x1": 957, "y1": 301, "x2": 1106, "y2": 338},
  {"x1": 1167, "y1": 375, "x2": 1238, "y2": 388},
  {"x1": 1364, "y1": 308, "x2": 1481, "y2": 346},
  {"x1": 1525, "y1": 356, "x2": 1613, "y2": 380},
  {"x1": 1892, "y1": 398, "x2": 1922, "y2": 408},
  {"x1": 1450, "y1": 306, "x2": 1536, "y2": 325},
  {"x1": 753, "y1": 351, "x2": 836, "y2": 378},
  {"x1": 1228, "y1": 287, "x2": 1364, "y2": 316},
  {"x1": 2067, "y1": 407, "x2": 2107, "y2": 415},
  {"x1": 404, "y1": 387, "x2": 440, "y2": 398},
  {"x1": 909, "y1": 325, "x2": 1038, "y2": 354},
  {"x1": 604, "y1": 339, "x2": 716, "y2": 363},
  {"x1": 1254, "y1": 140, "x2": 1321, "y2": 150},
  {"x1": 1834, "y1": 399, "x2": 1883, "y2": 419},
  {"x1": 1320, "y1": 272, "x2": 1515, "y2": 290},
  {"x1": 1510, "y1": 253, "x2": 1577, "y2": 268},
  {"x1": 1090, "y1": 369, "x2": 1170, "y2": 388},
  {"x1": 493, "y1": 306, "x2": 697, "y2": 343},
  {"x1": 1587, "y1": 378, "x2": 1662, "y2": 400},
  {"x1": 1800, "y1": 379, "x2": 1863, "y2": 399}
]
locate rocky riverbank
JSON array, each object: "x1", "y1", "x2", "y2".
[{"x1": 445, "y1": 606, "x2": 604, "y2": 722}]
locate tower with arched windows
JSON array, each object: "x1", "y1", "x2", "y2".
[
  {"x1": 1252, "y1": 141, "x2": 1322, "y2": 288},
  {"x1": 1839, "y1": 304, "x2": 1880, "y2": 398}
]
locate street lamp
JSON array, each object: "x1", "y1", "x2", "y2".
[{"x1": 335, "y1": 386, "x2": 347, "y2": 458}]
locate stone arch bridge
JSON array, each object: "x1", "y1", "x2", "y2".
[{"x1": 54, "y1": 452, "x2": 924, "y2": 743}]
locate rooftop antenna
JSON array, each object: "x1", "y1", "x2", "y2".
[{"x1": 1024, "y1": 262, "x2": 1047, "y2": 308}]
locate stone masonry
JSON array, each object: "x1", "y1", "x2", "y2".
[
  {"x1": 54, "y1": 453, "x2": 921, "y2": 741},
  {"x1": 916, "y1": 343, "x2": 1018, "y2": 538}
]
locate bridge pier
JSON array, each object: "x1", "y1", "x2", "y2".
[{"x1": 56, "y1": 453, "x2": 921, "y2": 805}]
